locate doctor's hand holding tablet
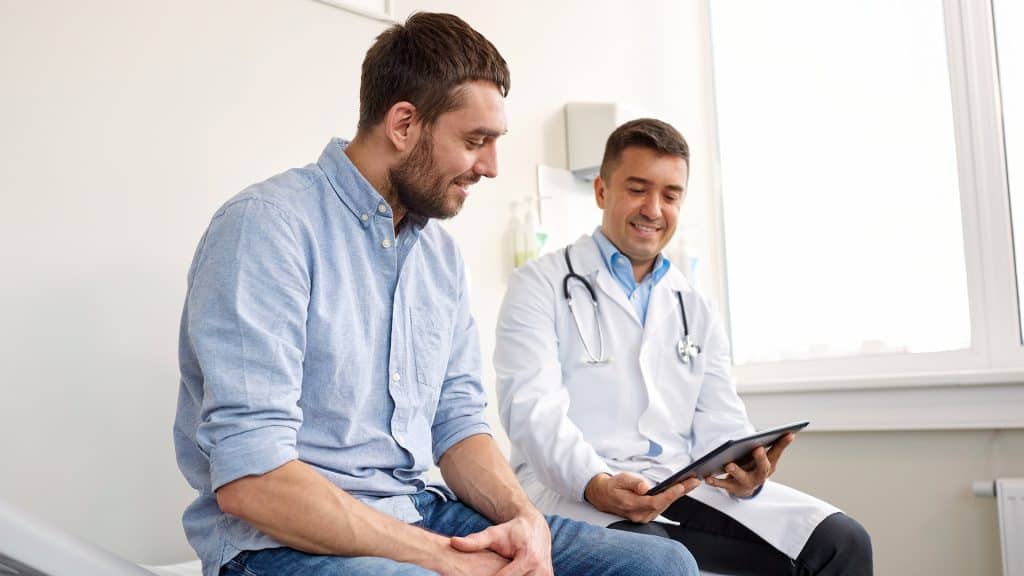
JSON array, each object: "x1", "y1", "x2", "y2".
[
  {"x1": 584, "y1": 422, "x2": 804, "y2": 522},
  {"x1": 585, "y1": 472, "x2": 701, "y2": 524},
  {"x1": 702, "y1": 430, "x2": 796, "y2": 498}
]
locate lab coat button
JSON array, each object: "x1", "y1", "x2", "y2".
[{"x1": 392, "y1": 372, "x2": 401, "y2": 382}]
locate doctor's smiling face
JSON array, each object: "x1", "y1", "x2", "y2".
[{"x1": 596, "y1": 141, "x2": 688, "y2": 282}]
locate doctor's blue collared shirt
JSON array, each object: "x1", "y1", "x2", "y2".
[
  {"x1": 174, "y1": 138, "x2": 491, "y2": 576},
  {"x1": 591, "y1": 227, "x2": 671, "y2": 325}
]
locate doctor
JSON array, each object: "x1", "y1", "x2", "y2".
[{"x1": 495, "y1": 119, "x2": 872, "y2": 575}]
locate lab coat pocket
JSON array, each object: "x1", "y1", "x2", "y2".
[{"x1": 411, "y1": 307, "x2": 452, "y2": 390}]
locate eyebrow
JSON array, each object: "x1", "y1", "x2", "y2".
[
  {"x1": 467, "y1": 127, "x2": 508, "y2": 138},
  {"x1": 625, "y1": 176, "x2": 685, "y2": 192}
]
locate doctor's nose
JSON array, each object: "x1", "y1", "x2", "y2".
[{"x1": 639, "y1": 192, "x2": 662, "y2": 218}]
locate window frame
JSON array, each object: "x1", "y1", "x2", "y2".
[
  {"x1": 311, "y1": 0, "x2": 394, "y2": 23},
  {"x1": 701, "y1": 0, "x2": 1024, "y2": 429}
]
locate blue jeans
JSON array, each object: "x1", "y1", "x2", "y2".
[{"x1": 220, "y1": 491, "x2": 697, "y2": 576}]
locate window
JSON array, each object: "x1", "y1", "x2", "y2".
[
  {"x1": 993, "y1": 0, "x2": 1024, "y2": 340},
  {"x1": 707, "y1": 0, "x2": 1024, "y2": 395},
  {"x1": 711, "y1": 0, "x2": 970, "y2": 366}
]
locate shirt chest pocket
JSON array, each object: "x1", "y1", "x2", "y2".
[{"x1": 411, "y1": 307, "x2": 453, "y2": 389}]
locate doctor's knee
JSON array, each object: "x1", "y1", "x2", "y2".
[{"x1": 800, "y1": 512, "x2": 873, "y2": 574}]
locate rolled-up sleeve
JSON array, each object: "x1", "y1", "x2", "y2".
[
  {"x1": 186, "y1": 198, "x2": 310, "y2": 491},
  {"x1": 431, "y1": 260, "x2": 491, "y2": 463}
]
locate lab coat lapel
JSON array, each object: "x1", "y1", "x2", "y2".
[
  {"x1": 637, "y1": 269, "x2": 685, "y2": 437},
  {"x1": 570, "y1": 236, "x2": 641, "y2": 326},
  {"x1": 594, "y1": 272, "x2": 641, "y2": 326},
  {"x1": 642, "y1": 270, "x2": 690, "y2": 344}
]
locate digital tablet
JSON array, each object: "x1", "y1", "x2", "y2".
[{"x1": 646, "y1": 420, "x2": 810, "y2": 496}]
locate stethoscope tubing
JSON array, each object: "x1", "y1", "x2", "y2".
[
  {"x1": 562, "y1": 244, "x2": 699, "y2": 365},
  {"x1": 563, "y1": 246, "x2": 606, "y2": 364}
]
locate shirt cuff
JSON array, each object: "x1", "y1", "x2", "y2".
[
  {"x1": 432, "y1": 418, "x2": 493, "y2": 464},
  {"x1": 208, "y1": 425, "x2": 299, "y2": 491}
]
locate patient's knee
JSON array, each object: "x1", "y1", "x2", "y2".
[{"x1": 646, "y1": 537, "x2": 699, "y2": 576}]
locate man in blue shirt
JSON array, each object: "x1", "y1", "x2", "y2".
[{"x1": 174, "y1": 12, "x2": 698, "y2": 576}]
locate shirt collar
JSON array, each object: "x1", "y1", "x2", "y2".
[
  {"x1": 592, "y1": 227, "x2": 671, "y2": 289},
  {"x1": 316, "y1": 137, "x2": 428, "y2": 236}
]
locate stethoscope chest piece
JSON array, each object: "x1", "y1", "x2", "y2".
[
  {"x1": 677, "y1": 336, "x2": 701, "y2": 364},
  {"x1": 674, "y1": 291, "x2": 701, "y2": 365}
]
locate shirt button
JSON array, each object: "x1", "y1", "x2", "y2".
[
  {"x1": 377, "y1": 203, "x2": 387, "y2": 214},
  {"x1": 360, "y1": 213, "x2": 368, "y2": 221},
  {"x1": 392, "y1": 372, "x2": 401, "y2": 382},
  {"x1": 382, "y1": 238, "x2": 392, "y2": 249}
]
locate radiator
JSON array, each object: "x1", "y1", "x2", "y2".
[{"x1": 997, "y1": 479, "x2": 1024, "y2": 576}]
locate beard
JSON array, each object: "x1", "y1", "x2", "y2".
[{"x1": 388, "y1": 132, "x2": 474, "y2": 220}]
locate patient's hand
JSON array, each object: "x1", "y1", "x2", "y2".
[
  {"x1": 584, "y1": 472, "x2": 700, "y2": 524},
  {"x1": 449, "y1": 511, "x2": 552, "y2": 576},
  {"x1": 706, "y1": 432, "x2": 795, "y2": 498},
  {"x1": 438, "y1": 547, "x2": 510, "y2": 576}
]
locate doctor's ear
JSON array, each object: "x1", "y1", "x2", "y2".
[
  {"x1": 594, "y1": 176, "x2": 607, "y2": 209},
  {"x1": 383, "y1": 101, "x2": 421, "y2": 153}
]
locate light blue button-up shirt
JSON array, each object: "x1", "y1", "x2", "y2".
[
  {"x1": 591, "y1": 227, "x2": 671, "y2": 325},
  {"x1": 174, "y1": 138, "x2": 491, "y2": 576}
]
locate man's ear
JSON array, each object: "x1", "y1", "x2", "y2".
[
  {"x1": 383, "y1": 101, "x2": 421, "y2": 153},
  {"x1": 594, "y1": 176, "x2": 607, "y2": 209}
]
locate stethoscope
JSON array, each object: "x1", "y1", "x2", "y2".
[{"x1": 562, "y1": 245, "x2": 701, "y2": 366}]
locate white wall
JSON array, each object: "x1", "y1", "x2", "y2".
[
  {"x1": 2, "y1": 2, "x2": 1020, "y2": 575},
  {"x1": 0, "y1": 0, "x2": 710, "y2": 565},
  {"x1": 770, "y1": 429, "x2": 1024, "y2": 576},
  {"x1": 0, "y1": 0, "x2": 384, "y2": 563}
]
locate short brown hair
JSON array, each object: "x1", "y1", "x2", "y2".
[
  {"x1": 599, "y1": 118, "x2": 690, "y2": 181},
  {"x1": 357, "y1": 12, "x2": 510, "y2": 132}
]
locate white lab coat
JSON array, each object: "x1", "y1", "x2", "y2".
[{"x1": 494, "y1": 234, "x2": 838, "y2": 559}]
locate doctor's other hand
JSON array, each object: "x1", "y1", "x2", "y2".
[
  {"x1": 706, "y1": 432, "x2": 795, "y2": 498},
  {"x1": 584, "y1": 472, "x2": 700, "y2": 524}
]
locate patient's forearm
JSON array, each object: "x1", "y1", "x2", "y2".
[
  {"x1": 440, "y1": 433, "x2": 538, "y2": 523},
  {"x1": 215, "y1": 460, "x2": 447, "y2": 568}
]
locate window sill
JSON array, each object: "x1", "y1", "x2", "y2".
[
  {"x1": 737, "y1": 370, "x2": 1024, "y2": 431},
  {"x1": 737, "y1": 368, "x2": 1024, "y2": 393}
]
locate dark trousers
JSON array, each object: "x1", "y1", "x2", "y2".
[{"x1": 609, "y1": 496, "x2": 872, "y2": 576}]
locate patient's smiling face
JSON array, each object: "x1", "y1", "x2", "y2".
[
  {"x1": 596, "y1": 146, "x2": 688, "y2": 281},
  {"x1": 389, "y1": 80, "x2": 507, "y2": 219}
]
